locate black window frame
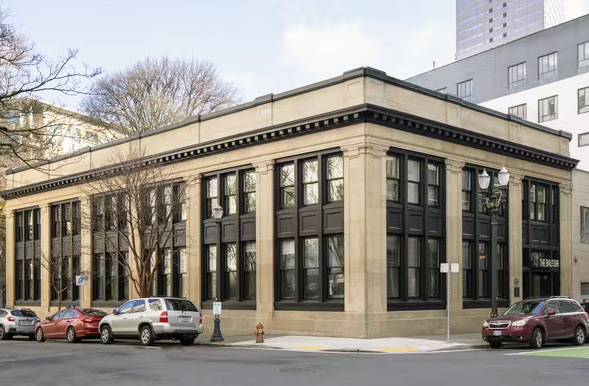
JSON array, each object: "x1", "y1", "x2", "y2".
[
  {"x1": 386, "y1": 149, "x2": 445, "y2": 310},
  {"x1": 461, "y1": 166, "x2": 509, "y2": 309},
  {"x1": 578, "y1": 42, "x2": 589, "y2": 74},
  {"x1": 50, "y1": 200, "x2": 82, "y2": 306},
  {"x1": 274, "y1": 149, "x2": 344, "y2": 311},
  {"x1": 202, "y1": 166, "x2": 257, "y2": 310},
  {"x1": 14, "y1": 207, "x2": 41, "y2": 305}
]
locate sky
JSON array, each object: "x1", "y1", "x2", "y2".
[{"x1": 3, "y1": 0, "x2": 589, "y2": 109}]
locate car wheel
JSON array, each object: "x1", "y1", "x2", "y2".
[
  {"x1": 36, "y1": 327, "x2": 46, "y2": 342},
  {"x1": 572, "y1": 325, "x2": 586, "y2": 346},
  {"x1": 66, "y1": 326, "x2": 79, "y2": 343},
  {"x1": 0, "y1": 325, "x2": 7, "y2": 340},
  {"x1": 180, "y1": 336, "x2": 196, "y2": 346},
  {"x1": 530, "y1": 327, "x2": 543, "y2": 349},
  {"x1": 489, "y1": 340, "x2": 502, "y2": 349},
  {"x1": 139, "y1": 325, "x2": 154, "y2": 346},
  {"x1": 100, "y1": 325, "x2": 114, "y2": 345}
]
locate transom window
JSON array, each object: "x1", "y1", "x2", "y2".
[
  {"x1": 508, "y1": 62, "x2": 526, "y2": 90},
  {"x1": 538, "y1": 52, "x2": 558, "y2": 81},
  {"x1": 579, "y1": 86, "x2": 589, "y2": 114},
  {"x1": 579, "y1": 42, "x2": 589, "y2": 74},
  {"x1": 538, "y1": 96, "x2": 558, "y2": 122},
  {"x1": 508, "y1": 103, "x2": 527, "y2": 120}
]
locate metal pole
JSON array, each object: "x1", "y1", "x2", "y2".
[
  {"x1": 490, "y1": 209, "x2": 498, "y2": 317},
  {"x1": 447, "y1": 272, "x2": 451, "y2": 342}
]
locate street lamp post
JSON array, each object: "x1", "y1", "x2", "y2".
[
  {"x1": 478, "y1": 166, "x2": 509, "y2": 317},
  {"x1": 210, "y1": 205, "x2": 225, "y2": 342}
]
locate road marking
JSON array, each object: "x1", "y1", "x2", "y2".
[
  {"x1": 505, "y1": 347, "x2": 589, "y2": 357},
  {"x1": 295, "y1": 346, "x2": 327, "y2": 350},
  {"x1": 380, "y1": 347, "x2": 420, "y2": 352}
]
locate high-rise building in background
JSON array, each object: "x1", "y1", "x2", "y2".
[{"x1": 456, "y1": 0, "x2": 565, "y2": 59}]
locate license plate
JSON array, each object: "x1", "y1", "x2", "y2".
[
  {"x1": 19, "y1": 320, "x2": 33, "y2": 325},
  {"x1": 493, "y1": 330, "x2": 502, "y2": 336},
  {"x1": 179, "y1": 316, "x2": 191, "y2": 323}
]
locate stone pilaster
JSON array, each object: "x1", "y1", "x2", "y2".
[
  {"x1": 187, "y1": 176, "x2": 202, "y2": 306},
  {"x1": 444, "y1": 158, "x2": 465, "y2": 313},
  {"x1": 41, "y1": 204, "x2": 51, "y2": 311},
  {"x1": 5, "y1": 209, "x2": 14, "y2": 307},
  {"x1": 559, "y1": 183, "x2": 573, "y2": 296},
  {"x1": 255, "y1": 161, "x2": 274, "y2": 316},
  {"x1": 342, "y1": 142, "x2": 388, "y2": 336},
  {"x1": 508, "y1": 173, "x2": 523, "y2": 303}
]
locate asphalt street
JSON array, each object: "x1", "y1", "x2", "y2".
[{"x1": 1, "y1": 337, "x2": 588, "y2": 386}]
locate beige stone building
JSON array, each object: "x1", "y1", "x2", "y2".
[{"x1": 1, "y1": 68, "x2": 578, "y2": 338}]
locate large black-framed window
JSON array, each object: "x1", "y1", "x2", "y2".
[
  {"x1": 91, "y1": 193, "x2": 130, "y2": 305},
  {"x1": 275, "y1": 150, "x2": 344, "y2": 311},
  {"x1": 522, "y1": 179, "x2": 560, "y2": 298},
  {"x1": 508, "y1": 62, "x2": 526, "y2": 90},
  {"x1": 386, "y1": 150, "x2": 445, "y2": 310},
  {"x1": 50, "y1": 200, "x2": 81, "y2": 306},
  {"x1": 14, "y1": 207, "x2": 41, "y2": 304},
  {"x1": 538, "y1": 52, "x2": 558, "y2": 81},
  {"x1": 461, "y1": 166, "x2": 509, "y2": 309},
  {"x1": 202, "y1": 167, "x2": 256, "y2": 310},
  {"x1": 578, "y1": 42, "x2": 589, "y2": 74}
]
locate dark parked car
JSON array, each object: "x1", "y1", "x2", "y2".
[
  {"x1": 482, "y1": 297, "x2": 588, "y2": 349},
  {"x1": 36, "y1": 308, "x2": 108, "y2": 343}
]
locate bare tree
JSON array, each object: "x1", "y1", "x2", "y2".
[
  {"x1": 80, "y1": 56, "x2": 241, "y2": 136},
  {"x1": 39, "y1": 252, "x2": 87, "y2": 311},
  {"x1": 0, "y1": 7, "x2": 102, "y2": 169},
  {"x1": 84, "y1": 145, "x2": 192, "y2": 298}
]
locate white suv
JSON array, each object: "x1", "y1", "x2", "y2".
[{"x1": 99, "y1": 297, "x2": 203, "y2": 346}]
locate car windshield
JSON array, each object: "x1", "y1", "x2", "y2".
[
  {"x1": 11, "y1": 310, "x2": 37, "y2": 317},
  {"x1": 81, "y1": 309, "x2": 108, "y2": 316},
  {"x1": 503, "y1": 301, "x2": 545, "y2": 315},
  {"x1": 164, "y1": 299, "x2": 198, "y2": 312}
]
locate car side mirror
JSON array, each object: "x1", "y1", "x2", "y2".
[
  {"x1": 112, "y1": 309, "x2": 118, "y2": 315},
  {"x1": 45, "y1": 316, "x2": 51, "y2": 321},
  {"x1": 547, "y1": 310, "x2": 556, "y2": 316}
]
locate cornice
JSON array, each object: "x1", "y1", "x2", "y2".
[{"x1": 1, "y1": 104, "x2": 578, "y2": 200}]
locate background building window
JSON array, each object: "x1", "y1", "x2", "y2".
[
  {"x1": 579, "y1": 42, "x2": 589, "y2": 74},
  {"x1": 538, "y1": 96, "x2": 558, "y2": 122},
  {"x1": 407, "y1": 158, "x2": 421, "y2": 204},
  {"x1": 508, "y1": 62, "x2": 526, "y2": 90},
  {"x1": 302, "y1": 159, "x2": 319, "y2": 206},
  {"x1": 457, "y1": 79, "x2": 473, "y2": 102},
  {"x1": 205, "y1": 177, "x2": 218, "y2": 218},
  {"x1": 224, "y1": 174, "x2": 238, "y2": 215},
  {"x1": 326, "y1": 155, "x2": 343, "y2": 202},
  {"x1": 386, "y1": 156, "x2": 400, "y2": 202},
  {"x1": 538, "y1": 52, "x2": 558, "y2": 81},
  {"x1": 279, "y1": 163, "x2": 295, "y2": 209},
  {"x1": 579, "y1": 132, "x2": 589, "y2": 148},
  {"x1": 529, "y1": 183, "x2": 547, "y2": 222},
  {"x1": 508, "y1": 103, "x2": 527, "y2": 120},
  {"x1": 427, "y1": 163, "x2": 440, "y2": 207},
  {"x1": 579, "y1": 87, "x2": 589, "y2": 114},
  {"x1": 243, "y1": 170, "x2": 256, "y2": 213}
]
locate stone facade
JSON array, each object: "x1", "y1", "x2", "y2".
[{"x1": 1, "y1": 68, "x2": 577, "y2": 338}]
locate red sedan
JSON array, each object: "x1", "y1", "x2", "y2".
[{"x1": 36, "y1": 308, "x2": 108, "y2": 343}]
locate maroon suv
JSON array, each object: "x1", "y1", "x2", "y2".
[{"x1": 482, "y1": 297, "x2": 588, "y2": 349}]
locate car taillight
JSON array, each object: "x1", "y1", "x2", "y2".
[
  {"x1": 7, "y1": 316, "x2": 15, "y2": 322},
  {"x1": 199, "y1": 315, "x2": 203, "y2": 324},
  {"x1": 159, "y1": 311, "x2": 168, "y2": 323}
]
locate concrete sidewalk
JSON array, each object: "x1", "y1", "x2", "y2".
[{"x1": 195, "y1": 333, "x2": 486, "y2": 353}]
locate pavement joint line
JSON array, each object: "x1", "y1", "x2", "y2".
[
  {"x1": 380, "y1": 347, "x2": 420, "y2": 352},
  {"x1": 295, "y1": 346, "x2": 327, "y2": 350},
  {"x1": 504, "y1": 346, "x2": 589, "y2": 356}
]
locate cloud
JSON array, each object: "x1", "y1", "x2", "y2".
[{"x1": 281, "y1": 22, "x2": 379, "y2": 77}]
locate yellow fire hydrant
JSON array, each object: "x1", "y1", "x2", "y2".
[{"x1": 254, "y1": 323, "x2": 264, "y2": 343}]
